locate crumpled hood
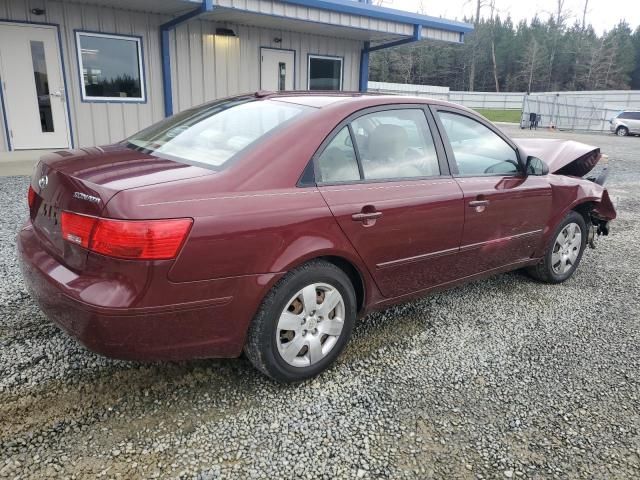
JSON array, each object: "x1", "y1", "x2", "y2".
[{"x1": 514, "y1": 138, "x2": 601, "y2": 177}]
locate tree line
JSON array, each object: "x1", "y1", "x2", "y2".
[{"x1": 370, "y1": 7, "x2": 640, "y2": 93}]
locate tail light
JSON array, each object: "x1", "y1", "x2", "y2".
[
  {"x1": 28, "y1": 185, "x2": 36, "y2": 209},
  {"x1": 60, "y1": 211, "x2": 193, "y2": 260}
]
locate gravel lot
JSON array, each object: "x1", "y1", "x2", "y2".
[{"x1": 1, "y1": 126, "x2": 639, "y2": 479}]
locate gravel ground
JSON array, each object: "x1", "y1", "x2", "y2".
[{"x1": 1, "y1": 126, "x2": 639, "y2": 479}]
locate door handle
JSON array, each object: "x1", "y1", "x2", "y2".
[
  {"x1": 468, "y1": 199, "x2": 490, "y2": 213},
  {"x1": 351, "y1": 209, "x2": 382, "y2": 227},
  {"x1": 351, "y1": 212, "x2": 382, "y2": 221},
  {"x1": 468, "y1": 200, "x2": 490, "y2": 207}
]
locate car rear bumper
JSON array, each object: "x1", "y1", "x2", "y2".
[{"x1": 18, "y1": 223, "x2": 283, "y2": 361}]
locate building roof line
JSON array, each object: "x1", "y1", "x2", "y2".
[
  {"x1": 280, "y1": 0, "x2": 473, "y2": 33},
  {"x1": 182, "y1": 0, "x2": 473, "y2": 34}
]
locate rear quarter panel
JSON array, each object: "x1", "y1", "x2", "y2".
[{"x1": 102, "y1": 175, "x2": 383, "y2": 315}]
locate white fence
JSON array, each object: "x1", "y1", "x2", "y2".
[
  {"x1": 367, "y1": 81, "x2": 450, "y2": 100},
  {"x1": 367, "y1": 81, "x2": 640, "y2": 131}
]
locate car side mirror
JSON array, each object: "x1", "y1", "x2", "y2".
[{"x1": 524, "y1": 156, "x2": 549, "y2": 176}]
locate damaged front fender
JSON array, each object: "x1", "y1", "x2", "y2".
[
  {"x1": 537, "y1": 175, "x2": 616, "y2": 254},
  {"x1": 592, "y1": 188, "x2": 617, "y2": 221}
]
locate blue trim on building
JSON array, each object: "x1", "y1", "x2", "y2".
[
  {"x1": 160, "y1": 0, "x2": 214, "y2": 117},
  {"x1": 0, "y1": 19, "x2": 74, "y2": 150},
  {"x1": 279, "y1": 0, "x2": 473, "y2": 33},
  {"x1": 358, "y1": 41, "x2": 369, "y2": 93},
  {"x1": 367, "y1": 24, "x2": 422, "y2": 52},
  {"x1": 74, "y1": 30, "x2": 148, "y2": 104}
]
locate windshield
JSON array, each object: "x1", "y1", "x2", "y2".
[{"x1": 126, "y1": 97, "x2": 312, "y2": 168}]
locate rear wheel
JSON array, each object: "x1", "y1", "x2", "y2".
[
  {"x1": 244, "y1": 260, "x2": 356, "y2": 383},
  {"x1": 527, "y1": 211, "x2": 587, "y2": 283},
  {"x1": 616, "y1": 126, "x2": 629, "y2": 136}
]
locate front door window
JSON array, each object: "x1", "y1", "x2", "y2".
[{"x1": 437, "y1": 111, "x2": 520, "y2": 175}]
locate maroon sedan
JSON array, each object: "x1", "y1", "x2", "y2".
[{"x1": 19, "y1": 92, "x2": 616, "y2": 382}]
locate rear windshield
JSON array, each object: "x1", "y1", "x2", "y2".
[{"x1": 125, "y1": 97, "x2": 312, "y2": 168}]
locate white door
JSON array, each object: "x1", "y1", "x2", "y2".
[
  {"x1": 260, "y1": 48, "x2": 295, "y2": 91},
  {"x1": 0, "y1": 23, "x2": 71, "y2": 150}
]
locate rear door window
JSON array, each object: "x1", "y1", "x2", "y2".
[
  {"x1": 351, "y1": 109, "x2": 440, "y2": 180},
  {"x1": 316, "y1": 127, "x2": 360, "y2": 183}
]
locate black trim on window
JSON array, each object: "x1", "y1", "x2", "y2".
[
  {"x1": 346, "y1": 123, "x2": 365, "y2": 181},
  {"x1": 421, "y1": 105, "x2": 451, "y2": 176},
  {"x1": 298, "y1": 159, "x2": 316, "y2": 186},
  {"x1": 429, "y1": 105, "x2": 526, "y2": 177}
]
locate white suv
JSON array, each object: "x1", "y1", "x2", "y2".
[{"x1": 610, "y1": 110, "x2": 640, "y2": 136}]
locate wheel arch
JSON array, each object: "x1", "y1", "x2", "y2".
[
  {"x1": 572, "y1": 201, "x2": 596, "y2": 226},
  {"x1": 317, "y1": 255, "x2": 366, "y2": 314},
  {"x1": 276, "y1": 250, "x2": 371, "y2": 315}
]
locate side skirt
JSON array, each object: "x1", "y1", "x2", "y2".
[{"x1": 364, "y1": 257, "x2": 541, "y2": 314}]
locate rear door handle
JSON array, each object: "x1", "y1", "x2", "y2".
[
  {"x1": 351, "y1": 208, "x2": 382, "y2": 227},
  {"x1": 468, "y1": 200, "x2": 490, "y2": 207}
]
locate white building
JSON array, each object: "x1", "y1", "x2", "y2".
[{"x1": 0, "y1": 0, "x2": 471, "y2": 152}]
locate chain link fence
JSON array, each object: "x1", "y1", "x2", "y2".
[{"x1": 520, "y1": 93, "x2": 635, "y2": 133}]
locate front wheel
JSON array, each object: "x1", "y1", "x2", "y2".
[
  {"x1": 616, "y1": 126, "x2": 629, "y2": 137},
  {"x1": 244, "y1": 260, "x2": 356, "y2": 383},
  {"x1": 527, "y1": 211, "x2": 587, "y2": 283}
]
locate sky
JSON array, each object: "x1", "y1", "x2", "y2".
[{"x1": 388, "y1": 0, "x2": 640, "y2": 34}]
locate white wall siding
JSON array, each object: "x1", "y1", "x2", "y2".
[
  {"x1": 422, "y1": 27, "x2": 461, "y2": 44},
  {"x1": 0, "y1": 89, "x2": 6, "y2": 152},
  {"x1": 170, "y1": 19, "x2": 363, "y2": 113},
  {"x1": 216, "y1": 0, "x2": 413, "y2": 36},
  {"x1": 0, "y1": 0, "x2": 167, "y2": 150}
]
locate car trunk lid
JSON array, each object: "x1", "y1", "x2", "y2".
[{"x1": 29, "y1": 145, "x2": 213, "y2": 269}]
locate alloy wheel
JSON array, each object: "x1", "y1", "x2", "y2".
[
  {"x1": 551, "y1": 222, "x2": 582, "y2": 275},
  {"x1": 276, "y1": 283, "x2": 345, "y2": 368}
]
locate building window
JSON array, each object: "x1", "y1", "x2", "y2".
[
  {"x1": 308, "y1": 55, "x2": 342, "y2": 91},
  {"x1": 75, "y1": 31, "x2": 145, "y2": 102}
]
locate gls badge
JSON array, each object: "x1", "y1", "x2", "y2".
[{"x1": 73, "y1": 191, "x2": 101, "y2": 204}]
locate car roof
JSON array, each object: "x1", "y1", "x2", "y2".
[{"x1": 253, "y1": 90, "x2": 466, "y2": 111}]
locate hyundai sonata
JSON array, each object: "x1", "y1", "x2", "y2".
[{"x1": 19, "y1": 92, "x2": 616, "y2": 382}]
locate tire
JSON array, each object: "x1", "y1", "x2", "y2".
[
  {"x1": 527, "y1": 211, "x2": 587, "y2": 284},
  {"x1": 244, "y1": 260, "x2": 356, "y2": 383},
  {"x1": 616, "y1": 126, "x2": 629, "y2": 137}
]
